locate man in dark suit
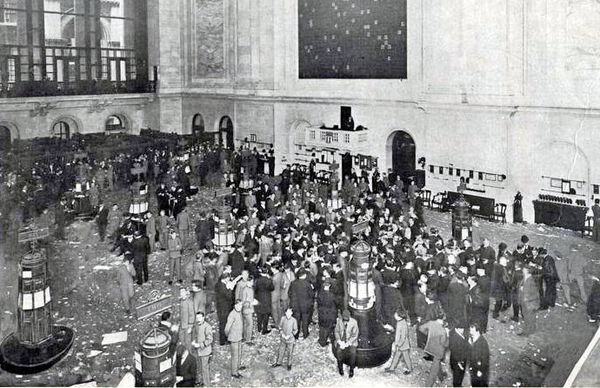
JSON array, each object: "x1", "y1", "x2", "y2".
[
  {"x1": 317, "y1": 279, "x2": 338, "y2": 347},
  {"x1": 449, "y1": 326, "x2": 470, "y2": 387},
  {"x1": 195, "y1": 212, "x2": 214, "y2": 251},
  {"x1": 518, "y1": 265, "x2": 540, "y2": 336},
  {"x1": 228, "y1": 244, "x2": 245, "y2": 278},
  {"x1": 254, "y1": 267, "x2": 275, "y2": 335},
  {"x1": 96, "y1": 202, "x2": 109, "y2": 242},
  {"x1": 447, "y1": 270, "x2": 469, "y2": 329},
  {"x1": 288, "y1": 270, "x2": 315, "y2": 339},
  {"x1": 216, "y1": 271, "x2": 236, "y2": 345},
  {"x1": 469, "y1": 323, "x2": 489, "y2": 387},
  {"x1": 131, "y1": 229, "x2": 150, "y2": 285},
  {"x1": 592, "y1": 199, "x2": 600, "y2": 242},
  {"x1": 175, "y1": 344, "x2": 197, "y2": 387},
  {"x1": 540, "y1": 248, "x2": 559, "y2": 308}
]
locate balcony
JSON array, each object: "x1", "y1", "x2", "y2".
[
  {"x1": 305, "y1": 125, "x2": 370, "y2": 153},
  {"x1": 0, "y1": 79, "x2": 156, "y2": 98}
]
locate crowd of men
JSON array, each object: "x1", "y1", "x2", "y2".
[
  {"x1": 4, "y1": 135, "x2": 600, "y2": 387},
  {"x1": 103, "y1": 139, "x2": 600, "y2": 386}
]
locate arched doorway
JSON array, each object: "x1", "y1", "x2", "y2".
[
  {"x1": 0, "y1": 126, "x2": 11, "y2": 151},
  {"x1": 219, "y1": 116, "x2": 234, "y2": 149},
  {"x1": 53, "y1": 121, "x2": 71, "y2": 139},
  {"x1": 388, "y1": 130, "x2": 416, "y2": 187},
  {"x1": 192, "y1": 113, "x2": 205, "y2": 141}
]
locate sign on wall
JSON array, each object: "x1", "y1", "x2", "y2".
[{"x1": 298, "y1": 0, "x2": 407, "y2": 79}]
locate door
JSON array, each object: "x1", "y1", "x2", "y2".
[
  {"x1": 342, "y1": 152, "x2": 353, "y2": 182},
  {"x1": 391, "y1": 131, "x2": 416, "y2": 187},
  {"x1": 0, "y1": 126, "x2": 11, "y2": 151}
]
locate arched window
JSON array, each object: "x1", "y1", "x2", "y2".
[
  {"x1": 0, "y1": 126, "x2": 11, "y2": 151},
  {"x1": 192, "y1": 114, "x2": 205, "y2": 137},
  {"x1": 53, "y1": 121, "x2": 70, "y2": 139},
  {"x1": 106, "y1": 115, "x2": 126, "y2": 132}
]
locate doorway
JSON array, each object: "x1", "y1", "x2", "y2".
[
  {"x1": 389, "y1": 130, "x2": 416, "y2": 187},
  {"x1": 0, "y1": 126, "x2": 11, "y2": 151},
  {"x1": 219, "y1": 116, "x2": 234, "y2": 149},
  {"x1": 342, "y1": 152, "x2": 353, "y2": 182}
]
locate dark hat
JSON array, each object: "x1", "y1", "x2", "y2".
[
  {"x1": 498, "y1": 242, "x2": 508, "y2": 252},
  {"x1": 342, "y1": 310, "x2": 351, "y2": 321}
]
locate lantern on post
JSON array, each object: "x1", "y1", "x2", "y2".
[{"x1": 452, "y1": 193, "x2": 473, "y2": 241}]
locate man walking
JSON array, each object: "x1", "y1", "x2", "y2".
[
  {"x1": 419, "y1": 314, "x2": 448, "y2": 386},
  {"x1": 385, "y1": 308, "x2": 412, "y2": 375}
]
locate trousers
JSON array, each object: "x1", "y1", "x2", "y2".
[
  {"x1": 196, "y1": 355, "x2": 210, "y2": 386},
  {"x1": 276, "y1": 341, "x2": 295, "y2": 366},
  {"x1": 229, "y1": 341, "x2": 242, "y2": 375},
  {"x1": 318, "y1": 320, "x2": 336, "y2": 347},
  {"x1": 170, "y1": 256, "x2": 182, "y2": 282},
  {"x1": 389, "y1": 346, "x2": 412, "y2": 372},
  {"x1": 426, "y1": 356, "x2": 446, "y2": 387},
  {"x1": 521, "y1": 303, "x2": 537, "y2": 335},
  {"x1": 242, "y1": 312, "x2": 253, "y2": 342},
  {"x1": 271, "y1": 300, "x2": 282, "y2": 329},
  {"x1": 336, "y1": 345, "x2": 357, "y2": 371},
  {"x1": 293, "y1": 310, "x2": 310, "y2": 339},
  {"x1": 257, "y1": 312, "x2": 270, "y2": 334}
]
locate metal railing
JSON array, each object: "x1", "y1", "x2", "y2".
[{"x1": 0, "y1": 79, "x2": 156, "y2": 98}]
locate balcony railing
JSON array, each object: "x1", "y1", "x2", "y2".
[{"x1": 0, "y1": 79, "x2": 156, "y2": 98}]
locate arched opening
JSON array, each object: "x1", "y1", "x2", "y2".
[
  {"x1": 53, "y1": 121, "x2": 71, "y2": 139},
  {"x1": 105, "y1": 114, "x2": 127, "y2": 132},
  {"x1": 218, "y1": 116, "x2": 234, "y2": 149},
  {"x1": 192, "y1": 113, "x2": 205, "y2": 138},
  {"x1": 0, "y1": 126, "x2": 12, "y2": 151},
  {"x1": 387, "y1": 130, "x2": 416, "y2": 188}
]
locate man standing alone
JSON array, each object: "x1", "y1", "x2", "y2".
[
  {"x1": 518, "y1": 265, "x2": 539, "y2": 336},
  {"x1": 334, "y1": 310, "x2": 359, "y2": 378},
  {"x1": 592, "y1": 199, "x2": 600, "y2": 242},
  {"x1": 192, "y1": 311, "x2": 213, "y2": 386},
  {"x1": 225, "y1": 300, "x2": 245, "y2": 378}
]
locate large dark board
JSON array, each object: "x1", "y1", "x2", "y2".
[{"x1": 298, "y1": 0, "x2": 407, "y2": 79}]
